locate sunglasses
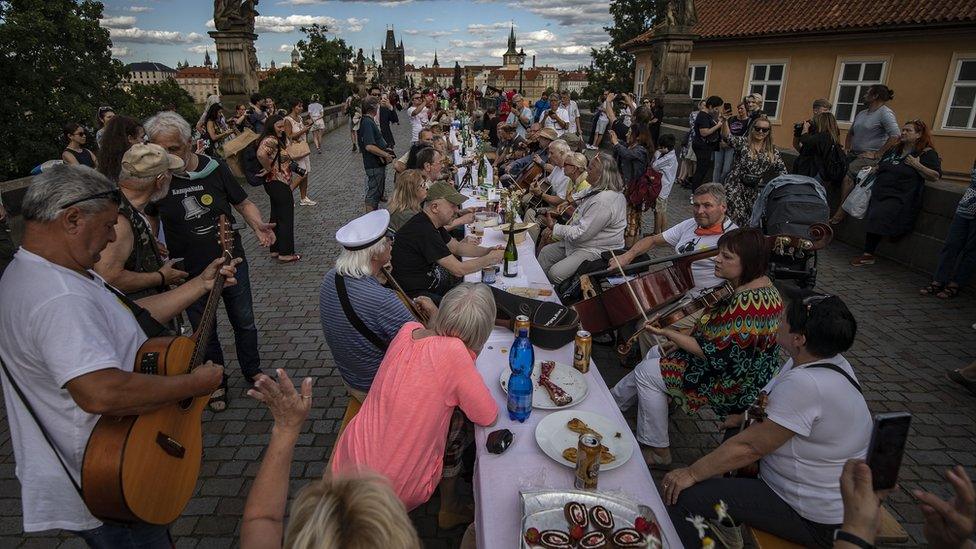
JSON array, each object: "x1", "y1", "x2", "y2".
[
  {"x1": 59, "y1": 188, "x2": 122, "y2": 210},
  {"x1": 753, "y1": 126, "x2": 771, "y2": 133},
  {"x1": 73, "y1": 132, "x2": 86, "y2": 137}
]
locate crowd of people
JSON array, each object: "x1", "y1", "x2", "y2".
[{"x1": 0, "y1": 77, "x2": 974, "y2": 549}]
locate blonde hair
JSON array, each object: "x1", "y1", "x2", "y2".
[
  {"x1": 390, "y1": 170, "x2": 426, "y2": 214},
  {"x1": 749, "y1": 114, "x2": 777, "y2": 162},
  {"x1": 811, "y1": 112, "x2": 840, "y2": 145},
  {"x1": 431, "y1": 283, "x2": 496, "y2": 352},
  {"x1": 284, "y1": 473, "x2": 421, "y2": 549}
]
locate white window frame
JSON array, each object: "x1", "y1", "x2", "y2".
[
  {"x1": 744, "y1": 59, "x2": 788, "y2": 121},
  {"x1": 636, "y1": 66, "x2": 645, "y2": 98},
  {"x1": 830, "y1": 57, "x2": 890, "y2": 125},
  {"x1": 688, "y1": 62, "x2": 709, "y2": 103},
  {"x1": 937, "y1": 53, "x2": 976, "y2": 133}
]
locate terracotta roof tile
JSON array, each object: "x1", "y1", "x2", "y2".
[{"x1": 622, "y1": 0, "x2": 976, "y2": 49}]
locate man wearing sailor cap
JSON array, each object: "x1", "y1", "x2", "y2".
[{"x1": 319, "y1": 209, "x2": 437, "y2": 401}]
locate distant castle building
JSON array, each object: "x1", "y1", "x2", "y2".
[
  {"x1": 380, "y1": 27, "x2": 405, "y2": 85},
  {"x1": 291, "y1": 46, "x2": 300, "y2": 67}
]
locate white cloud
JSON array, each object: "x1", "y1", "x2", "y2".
[
  {"x1": 128, "y1": 6, "x2": 152, "y2": 12},
  {"x1": 403, "y1": 29, "x2": 420, "y2": 35},
  {"x1": 507, "y1": 0, "x2": 610, "y2": 26},
  {"x1": 278, "y1": 44, "x2": 296, "y2": 52},
  {"x1": 379, "y1": 0, "x2": 413, "y2": 5},
  {"x1": 254, "y1": 15, "x2": 339, "y2": 33},
  {"x1": 345, "y1": 17, "x2": 368, "y2": 32},
  {"x1": 100, "y1": 15, "x2": 136, "y2": 29},
  {"x1": 522, "y1": 29, "x2": 556, "y2": 42},
  {"x1": 110, "y1": 27, "x2": 205, "y2": 44},
  {"x1": 186, "y1": 45, "x2": 213, "y2": 54},
  {"x1": 110, "y1": 46, "x2": 131, "y2": 58},
  {"x1": 424, "y1": 18, "x2": 434, "y2": 23},
  {"x1": 468, "y1": 22, "x2": 513, "y2": 35}
]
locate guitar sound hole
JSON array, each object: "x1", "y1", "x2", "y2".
[{"x1": 179, "y1": 397, "x2": 193, "y2": 410}]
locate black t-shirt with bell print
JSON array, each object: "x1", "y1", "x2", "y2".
[{"x1": 153, "y1": 154, "x2": 247, "y2": 276}]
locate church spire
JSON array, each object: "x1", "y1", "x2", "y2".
[
  {"x1": 506, "y1": 24, "x2": 517, "y2": 54},
  {"x1": 433, "y1": 50, "x2": 439, "y2": 67}
]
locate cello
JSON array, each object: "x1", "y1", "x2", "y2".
[{"x1": 571, "y1": 223, "x2": 833, "y2": 335}]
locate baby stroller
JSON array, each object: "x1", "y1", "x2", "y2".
[{"x1": 750, "y1": 174, "x2": 829, "y2": 288}]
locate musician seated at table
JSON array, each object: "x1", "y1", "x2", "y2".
[
  {"x1": 610, "y1": 228, "x2": 782, "y2": 468},
  {"x1": 492, "y1": 124, "x2": 525, "y2": 171},
  {"x1": 662, "y1": 293, "x2": 868, "y2": 549},
  {"x1": 0, "y1": 164, "x2": 232, "y2": 545},
  {"x1": 320, "y1": 210, "x2": 438, "y2": 402},
  {"x1": 537, "y1": 151, "x2": 627, "y2": 284},
  {"x1": 330, "y1": 283, "x2": 499, "y2": 529},
  {"x1": 393, "y1": 128, "x2": 433, "y2": 174},
  {"x1": 526, "y1": 151, "x2": 590, "y2": 243},
  {"x1": 503, "y1": 127, "x2": 557, "y2": 181},
  {"x1": 390, "y1": 182, "x2": 503, "y2": 303},
  {"x1": 608, "y1": 183, "x2": 737, "y2": 341}
]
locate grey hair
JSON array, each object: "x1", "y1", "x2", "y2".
[
  {"x1": 591, "y1": 151, "x2": 625, "y2": 193},
  {"x1": 549, "y1": 140, "x2": 570, "y2": 157},
  {"x1": 694, "y1": 182, "x2": 727, "y2": 205},
  {"x1": 335, "y1": 237, "x2": 390, "y2": 278},
  {"x1": 22, "y1": 164, "x2": 117, "y2": 222},
  {"x1": 362, "y1": 96, "x2": 380, "y2": 115},
  {"x1": 143, "y1": 111, "x2": 192, "y2": 142},
  {"x1": 432, "y1": 283, "x2": 496, "y2": 352}
]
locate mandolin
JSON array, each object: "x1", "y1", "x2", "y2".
[{"x1": 81, "y1": 215, "x2": 235, "y2": 525}]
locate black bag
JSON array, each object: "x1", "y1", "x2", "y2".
[
  {"x1": 241, "y1": 141, "x2": 265, "y2": 187},
  {"x1": 490, "y1": 287, "x2": 580, "y2": 350},
  {"x1": 819, "y1": 142, "x2": 849, "y2": 184}
]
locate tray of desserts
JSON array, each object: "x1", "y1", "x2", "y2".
[{"x1": 520, "y1": 490, "x2": 665, "y2": 548}]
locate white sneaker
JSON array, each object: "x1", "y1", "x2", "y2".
[
  {"x1": 585, "y1": 144, "x2": 597, "y2": 150},
  {"x1": 300, "y1": 198, "x2": 317, "y2": 206}
]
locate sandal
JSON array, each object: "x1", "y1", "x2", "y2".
[
  {"x1": 849, "y1": 254, "x2": 875, "y2": 267},
  {"x1": 919, "y1": 282, "x2": 945, "y2": 296},
  {"x1": 277, "y1": 254, "x2": 302, "y2": 263},
  {"x1": 936, "y1": 285, "x2": 960, "y2": 299},
  {"x1": 208, "y1": 383, "x2": 228, "y2": 413},
  {"x1": 947, "y1": 369, "x2": 976, "y2": 396}
]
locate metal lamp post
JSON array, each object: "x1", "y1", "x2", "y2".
[{"x1": 517, "y1": 48, "x2": 526, "y2": 95}]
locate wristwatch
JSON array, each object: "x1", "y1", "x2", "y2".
[{"x1": 833, "y1": 529, "x2": 874, "y2": 549}]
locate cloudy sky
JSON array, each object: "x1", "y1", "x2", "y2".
[{"x1": 100, "y1": 0, "x2": 609, "y2": 70}]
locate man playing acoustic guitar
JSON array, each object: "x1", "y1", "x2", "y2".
[{"x1": 0, "y1": 165, "x2": 235, "y2": 546}]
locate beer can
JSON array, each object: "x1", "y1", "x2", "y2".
[
  {"x1": 573, "y1": 330, "x2": 592, "y2": 374},
  {"x1": 481, "y1": 266, "x2": 497, "y2": 284},
  {"x1": 514, "y1": 315, "x2": 530, "y2": 334},
  {"x1": 574, "y1": 433, "x2": 601, "y2": 490}
]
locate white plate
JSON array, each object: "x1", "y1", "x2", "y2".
[
  {"x1": 534, "y1": 410, "x2": 634, "y2": 471},
  {"x1": 500, "y1": 361, "x2": 588, "y2": 409},
  {"x1": 520, "y1": 491, "x2": 666, "y2": 548}
]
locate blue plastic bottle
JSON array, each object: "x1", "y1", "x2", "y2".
[{"x1": 507, "y1": 316, "x2": 534, "y2": 422}]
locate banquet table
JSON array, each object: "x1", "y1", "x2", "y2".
[{"x1": 460, "y1": 198, "x2": 680, "y2": 548}]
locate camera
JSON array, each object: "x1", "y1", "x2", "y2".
[
  {"x1": 794, "y1": 119, "x2": 817, "y2": 137},
  {"x1": 289, "y1": 161, "x2": 308, "y2": 177}
]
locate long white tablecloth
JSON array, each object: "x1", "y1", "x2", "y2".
[{"x1": 462, "y1": 219, "x2": 680, "y2": 548}]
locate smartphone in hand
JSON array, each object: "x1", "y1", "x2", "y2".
[{"x1": 866, "y1": 412, "x2": 911, "y2": 490}]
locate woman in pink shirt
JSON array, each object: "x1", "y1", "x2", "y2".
[{"x1": 330, "y1": 283, "x2": 499, "y2": 528}]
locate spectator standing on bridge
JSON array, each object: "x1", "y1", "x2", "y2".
[
  {"x1": 61, "y1": 123, "x2": 96, "y2": 169},
  {"x1": 850, "y1": 120, "x2": 941, "y2": 267},
  {"x1": 359, "y1": 97, "x2": 395, "y2": 212},
  {"x1": 919, "y1": 159, "x2": 976, "y2": 299},
  {"x1": 96, "y1": 115, "x2": 146, "y2": 183},
  {"x1": 307, "y1": 94, "x2": 325, "y2": 153},
  {"x1": 285, "y1": 99, "x2": 315, "y2": 206}
]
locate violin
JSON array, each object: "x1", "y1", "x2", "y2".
[
  {"x1": 615, "y1": 281, "x2": 734, "y2": 357},
  {"x1": 571, "y1": 223, "x2": 833, "y2": 335}
]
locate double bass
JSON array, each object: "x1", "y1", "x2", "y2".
[{"x1": 571, "y1": 224, "x2": 833, "y2": 335}]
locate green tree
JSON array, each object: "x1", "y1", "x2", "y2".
[
  {"x1": 259, "y1": 67, "x2": 317, "y2": 105},
  {"x1": 117, "y1": 79, "x2": 197, "y2": 124},
  {"x1": 0, "y1": 0, "x2": 126, "y2": 179},
  {"x1": 584, "y1": 0, "x2": 657, "y2": 103},
  {"x1": 296, "y1": 24, "x2": 354, "y2": 105}
]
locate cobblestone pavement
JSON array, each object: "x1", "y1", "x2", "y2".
[{"x1": 2, "y1": 118, "x2": 974, "y2": 547}]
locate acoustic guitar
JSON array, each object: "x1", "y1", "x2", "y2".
[{"x1": 81, "y1": 215, "x2": 234, "y2": 525}]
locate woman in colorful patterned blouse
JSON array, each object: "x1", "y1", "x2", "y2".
[{"x1": 611, "y1": 227, "x2": 783, "y2": 468}]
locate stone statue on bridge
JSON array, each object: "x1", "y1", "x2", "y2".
[{"x1": 213, "y1": 0, "x2": 259, "y2": 32}]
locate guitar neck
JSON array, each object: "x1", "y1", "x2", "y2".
[{"x1": 190, "y1": 276, "x2": 226, "y2": 368}]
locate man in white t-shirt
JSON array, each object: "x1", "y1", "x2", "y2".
[
  {"x1": 659, "y1": 293, "x2": 870, "y2": 548},
  {"x1": 561, "y1": 92, "x2": 581, "y2": 137},
  {"x1": 408, "y1": 92, "x2": 430, "y2": 143},
  {"x1": 0, "y1": 165, "x2": 229, "y2": 543},
  {"x1": 609, "y1": 182, "x2": 736, "y2": 297},
  {"x1": 506, "y1": 94, "x2": 533, "y2": 139},
  {"x1": 542, "y1": 100, "x2": 570, "y2": 137}
]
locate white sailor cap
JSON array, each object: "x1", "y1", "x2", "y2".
[{"x1": 336, "y1": 209, "x2": 390, "y2": 250}]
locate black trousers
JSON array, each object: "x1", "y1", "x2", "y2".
[
  {"x1": 689, "y1": 143, "x2": 715, "y2": 191},
  {"x1": 667, "y1": 477, "x2": 838, "y2": 548},
  {"x1": 263, "y1": 180, "x2": 295, "y2": 255}
]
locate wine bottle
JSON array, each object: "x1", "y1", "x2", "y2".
[{"x1": 503, "y1": 220, "x2": 519, "y2": 277}]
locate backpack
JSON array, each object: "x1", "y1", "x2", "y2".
[
  {"x1": 762, "y1": 179, "x2": 829, "y2": 236},
  {"x1": 819, "y1": 142, "x2": 848, "y2": 183},
  {"x1": 625, "y1": 164, "x2": 663, "y2": 213},
  {"x1": 240, "y1": 140, "x2": 265, "y2": 187}
]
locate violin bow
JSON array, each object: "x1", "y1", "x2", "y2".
[{"x1": 608, "y1": 250, "x2": 671, "y2": 353}]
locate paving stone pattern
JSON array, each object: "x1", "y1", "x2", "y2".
[{"x1": 1, "y1": 118, "x2": 974, "y2": 547}]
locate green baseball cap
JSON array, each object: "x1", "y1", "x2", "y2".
[{"x1": 426, "y1": 181, "x2": 467, "y2": 206}]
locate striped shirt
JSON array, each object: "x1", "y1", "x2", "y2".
[{"x1": 319, "y1": 268, "x2": 413, "y2": 392}]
